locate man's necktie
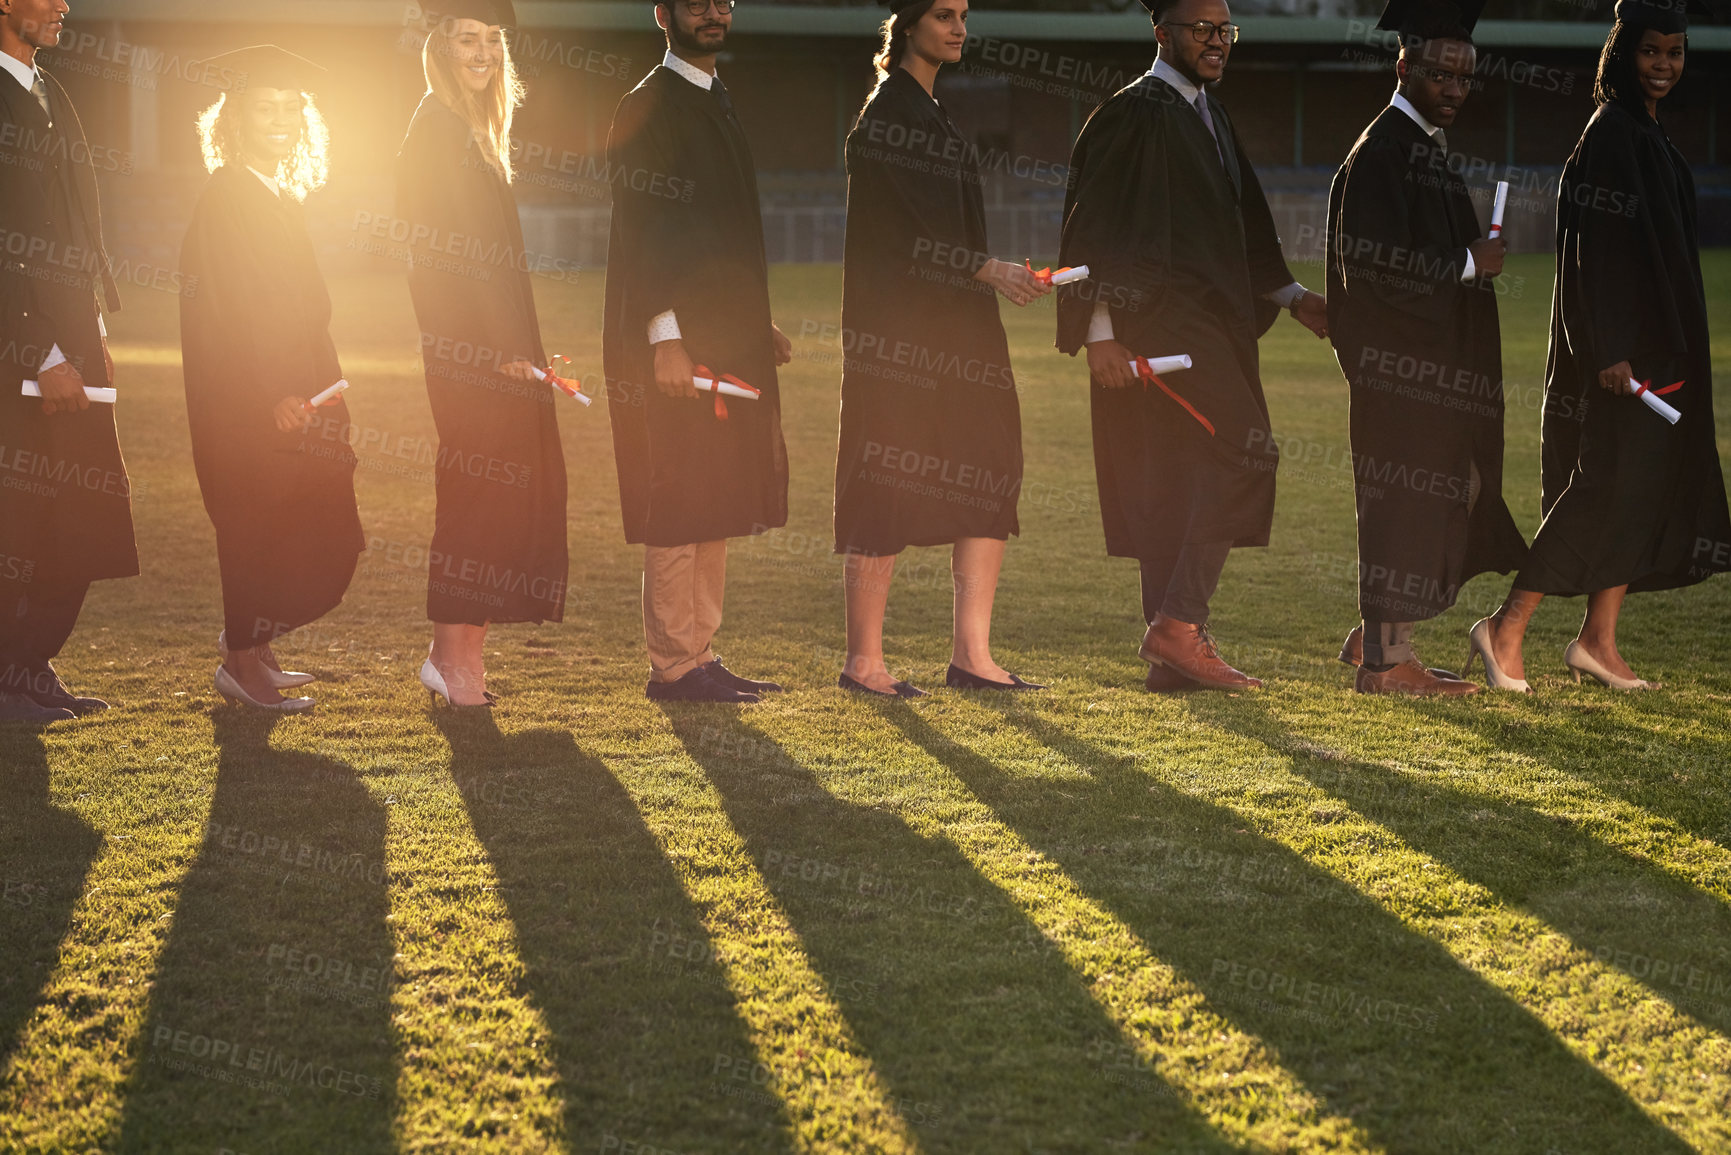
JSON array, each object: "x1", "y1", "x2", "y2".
[
  {"x1": 30, "y1": 71, "x2": 51, "y2": 121},
  {"x1": 710, "y1": 76, "x2": 735, "y2": 118},
  {"x1": 1194, "y1": 92, "x2": 1224, "y2": 167},
  {"x1": 1433, "y1": 128, "x2": 1449, "y2": 153}
]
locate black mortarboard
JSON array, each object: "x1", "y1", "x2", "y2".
[
  {"x1": 1613, "y1": 0, "x2": 1689, "y2": 32},
  {"x1": 432, "y1": 0, "x2": 519, "y2": 26},
  {"x1": 199, "y1": 45, "x2": 326, "y2": 93},
  {"x1": 1375, "y1": 0, "x2": 1486, "y2": 40},
  {"x1": 876, "y1": 0, "x2": 926, "y2": 12}
]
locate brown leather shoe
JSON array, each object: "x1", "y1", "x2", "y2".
[
  {"x1": 1355, "y1": 659, "x2": 1481, "y2": 697},
  {"x1": 1338, "y1": 626, "x2": 1465, "y2": 681},
  {"x1": 1145, "y1": 663, "x2": 1199, "y2": 693},
  {"x1": 1140, "y1": 614, "x2": 1262, "y2": 690}
]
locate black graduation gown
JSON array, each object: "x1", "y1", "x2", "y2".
[
  {"x1": 833, "y1": 69, "x2": 1022, "y2": 555},
  {"x1": 1056, "y1": 73, "x2": 1291, "y2": 560},
  {"x1": 0, "y1": 69, "x2": 137, "y2": 589},
  {"x1": 1325, "y1": 107, "x2": 1527, "y2": 623},
  {"x1": 179, "y1": 166, "x2": 365, "y2": 648},
  {"x1": 1517, "y1": 101, "x2": 1731, "y2": 595},
  {"x1": 602, "y1": 67, "x2": 788, "y2": 547},
  {"x1": 398, "y1": 96, "x2": 568, "y2": 624}
]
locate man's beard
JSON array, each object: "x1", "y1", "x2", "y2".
[{"x1": 668, "y1": 17, "x2": 726, "y2": 55}]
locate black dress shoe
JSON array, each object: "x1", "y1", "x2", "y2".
[
  {"x1": 0, "y1": 692, "x2": 75, "y2": 724},
  {"x1": 703, "y1": 660, "x2": 784, "y2": 694},
  {"x1": 838, "y1": 672, "x2": 928, "y2": 698},
  {"x1": 945, "y1": 664, "x2": 1047, "y2": 691},
  {"x1": 26, "y1": 682, "x2": 109, "y2": 715},
  {"x1": 646, "y1": 667, "x2": 760, "y2": 703}
]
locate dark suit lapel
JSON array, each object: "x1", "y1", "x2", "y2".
[{"x1": 38, "y1": 70, "x2": 118, "y2": 310}]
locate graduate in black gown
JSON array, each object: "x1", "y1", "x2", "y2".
[
  {"x1": 1324, "y1": 0, "x2": 1526, "y2": 697},
  {"x1": 602, "y1": 0, "x2": 793, "y2": 703},
  {"x1": 1056, "y1": 0, "x2": 1329, "y2": 692},
  {"x1": 399, "y1": 0, "x2": 570, "y2": 707},
  {"x1": 181, "y1": 47, "x2": 364, "y2": 712},
  {"x1": 832, "y1": 0, "x2": 1051, "y2": 698},
  {"x1": 0, "y1": 3, "x2": 137, "y2": 723},
  {"x1": 1474, "y1": 0, "x2": 1731, "y2": 693}
]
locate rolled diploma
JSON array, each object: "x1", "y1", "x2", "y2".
[
  {"x1": 307, "y1": 379, "x2": 349, "y2": 408},
  {"x1": 1049, "y1": 264, "x2": 1090, "y2": 286},
  {"x1": 694, "y1": 375, "x2": 759, "y2": 400},
  {"x1": 530, "y1": 365, "x2": 594, "y2": 406},
  {"x1": 20, "y1": 379, "x2": 117, "y2": 403},
  {"x1": 1129, "y1": 355, "x2": 1193, "y2": 375},
  {"x1": 1636, "y1": 384, "x2": 1681, "y2": 424},
  {"x1": 1488, "y1": 180, "x2": 1509, "y2": 239}
]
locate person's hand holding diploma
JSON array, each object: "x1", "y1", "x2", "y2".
[
  {"x1": 273, "y1": 396, "x2": 314, "y2": 433},
  {"x1": 653, "y1": 338, "x2": 700, "y2": 399},
  {"x1": 771, "y1": 322, "x2": 792, "y2": 367},
  {"x1": 1469, "y1": 237, "x2": 1506, "y2": 278},
  {"x1": 975, "y1": 259, "x2": 1051, "y2": 308},
  {"x1": 1599, "y1": 360, "x2": 1635, "y2": 396},
  {"x1": 38, "y1": 360, "x2": 92, "y2": 416},
  {"x1": 1086, "y1": 339, "x2": 1138, "y2": 390}
]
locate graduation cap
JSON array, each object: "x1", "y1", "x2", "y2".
[
  {"x1": 876, "y1": 0, "x2": 927, "y2": 12},
  {"x1": 432, "y1": 0, "x2": 518, "y2": 26},
  {"x1": 1375, "y1": 0, "x2": 1486, "y2": 42},
  {"x1": 1613, "y1": 0, "x2": 1688, "y2": 33},
  {"x1": 199, "y1": 45, "x2": 327, "y2": 93}
]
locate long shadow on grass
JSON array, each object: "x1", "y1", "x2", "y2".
[
  {"x1": 1458, "y1": 698, "x2": 1731, "y2": 854},
  {"x1": 661, "y1": 705, "x2": 1242, "y2": 1153},
  {"x1": 0, "y1": 728, "x2": 101, "y2": 1075},
  {"x1": 883, "y1": 701, "x2": 1690, "y2": 1155},
  {"x1": 115, "y1": 710, "x2": 395, "y2": 1155},
  {"x1": 435, "y1": 710, "x2": 795, "y2": 1154},
  {"x1": 1186, "y1": 695, "x2": 1731, "y2": 1043}
]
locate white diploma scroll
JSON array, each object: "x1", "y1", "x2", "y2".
[
  {"x1": 1488, "y1": 180, "x2": 1510, "y2": 239},
  {"x1": 1634, "y1": 382, "x2": 1682, "y2": 425},
  {"x1": 531, "y1": 364, "x2": 593, "y2": 406},
  {"x1": 1128, "y1": 355, "x2": 1194, "y2": 375},
  {"x1": 1049, "y1": 264, "x2": 1091, "y2": 286},
  {"x1": 693, "y1": 374, "x2": 760, "y2": 400},
  {"x1": 306, "y1": 379, "x2": 349, "y2": 409},
  {"x1": 20, "y1": 380, "x2": 117, "y2": 404}
]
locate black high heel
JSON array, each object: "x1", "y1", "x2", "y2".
[
  {"x1": 945, "y1": 664, "x2": 1046, "y2": 692},
  {"x1": 838, "y1": 672, "x2": 928, "y2": 699}
]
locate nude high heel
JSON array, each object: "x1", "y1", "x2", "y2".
[
  {"x1": 1464, "y1": 618, "x2": 1532, "y2": 694},
  {"x1": 1563, "y1": 641, "x2": 1656, "y2": 691},
  {"x1": 420, "y1": 644, "x2": 494, "y2": 708},
  {"x1": 214, "y1": 665, "x2": 314, "y2": 712},
  {"x1": 218, "y1": 630, "x2": 315, "y2": 689}
]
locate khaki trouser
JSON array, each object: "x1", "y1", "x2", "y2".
[{"x1": 643, "y1": 541, "x2": 727, "y2": 682}]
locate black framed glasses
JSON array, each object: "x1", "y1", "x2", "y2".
[
  {"x1": 680, "y1": 0, "x2": 734, "y2": 14},
  {"x1": 1161, "y1": 20, "x2": 1241, "y2": 44}
]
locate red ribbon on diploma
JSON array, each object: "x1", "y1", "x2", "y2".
[
  {"x1": 1024, "y1": 259, "x2": 1084, "y2": 287},
  {"x1": 1132, "y1": 357, "x2": 1215, "y2": 436},
  {"x1": 1634, "y1": 379, "x2": 1683, "y2": 397},
  {"x1": 692, "y1": 364, "x2": 762, "y2": 420},
  {"x1": 542, "y1": 362, "x2": 588, "y2": 402}
]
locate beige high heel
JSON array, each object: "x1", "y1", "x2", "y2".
[
  {"x1": 214, "y1": 665, "x2": 314, "y2": 712},
  {"x1": 1563, "y1": 641, "x2": 1656, "y2": 691},
  {"x1": 218, "y1": 630, "x2": 315, "y2": 689},
  {"x1": 1463, "y1": 618, "x2": 1532, "y2": 694}
]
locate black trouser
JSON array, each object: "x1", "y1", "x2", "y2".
[
  {"x1": 1139, "y1": 541, "x2": 1232, "y2": 627},
  {"x1": 0, "y1": 583, "x2": 89, "y2": 698}
]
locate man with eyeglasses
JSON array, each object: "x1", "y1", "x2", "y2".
[
  {"x1": 602, "y1": 0, "x2": 794, "y2": 702},
  {"x1": 1056, "y1": 0, "x2": 1328, "y2": 693},
  {"x1": 1324, "y1": 0, "x2": 1525, "y2": 696}
]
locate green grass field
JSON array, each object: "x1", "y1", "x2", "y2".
[{"x1": 2, "y1": 252, "x2": 1729, "y2": 1154}]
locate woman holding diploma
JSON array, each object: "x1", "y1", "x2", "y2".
[
  {"x1": 399, "y1": 0, "x2": 569, "y2": 706},
  {"x1": 180, "y1": 46, "x2": 364, "y2": 712},
  {"x1": 1472, "y1": 0, "x2": 1730, "y2": 692},
  {"x1": 832, "y1": 0, "x2": 1050, "y2": 696}
]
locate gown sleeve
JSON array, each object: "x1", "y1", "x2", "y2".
[
  {"x1": 606, "y1": 84, "x2": 709, "y2": 337},
  {"x1": 1056, "y1": 96, "x2": 1172, "y2": 354},
  {"x1": 1333, "y1": 134, "x2": 1468, "y2": 329},
  {"x1": 1563, "y1": 113, "x2": 1687, "y2": 377}
]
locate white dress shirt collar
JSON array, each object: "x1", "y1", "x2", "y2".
[
  {"x1": 662, "y1": 49, "x2": 716, "y2": 91},
  {"x1": 1390, "y1": 91, "x2": 1444, "y2": 140},
  {"x1": 1149, "y1": 56, "x2": 1204, "y2": 106},
  {"x1": 0, "y1": 50, "x2": 39, "y2": 94},
  {"x1": 246, "y1": 165, "x2": 282, "y2": 197}
]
